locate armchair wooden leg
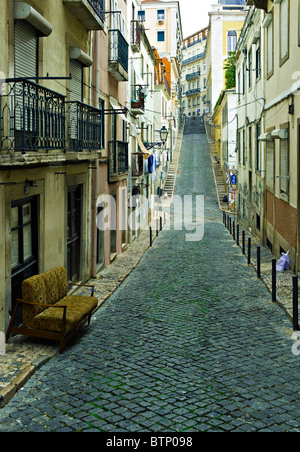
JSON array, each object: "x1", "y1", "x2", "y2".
[{"x1": 6, "y1": 299, "x2": 21, "y2": 343}]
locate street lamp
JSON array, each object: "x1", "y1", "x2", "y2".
[{"x1": 160, "y1": 126, "x2": 168, "y2": 144}]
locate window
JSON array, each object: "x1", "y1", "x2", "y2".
[
  {"x1": 157, "y1": 31, "x2": 165, "y2": 42},
  {"x1": 249, "y1": 126, "x2": 252, "y2": 169},
  {"x1": 99, "y1": 98, "x2": 105, "y2": 149},
  {"x1": 157, "y1": 9, "x2": 165, "y2": 20},
  {"x1": 266, "y1": 141, "x2": 275, "y2": 190},
  {"x1": 256, "y1": 123, "x2": 261, "y2": 171},
  {"x1": 280, "y1": 135, "x2": 289, "y2": 196},
  {"x1": 243, "y1": 129, "x2": 246, "y2": 165},
  {"x1": 228, "y1": 30, "x2": 237, "y2": 54},
  {"x1": 280, "y1": 0, "x2": 289, "y2": 64},
  {"x1": 267, "y1": 19, "x2": 273, "y2": 76},
  {"x1": 138, "y1": 10, "x2": 145, "y2": 21},
  {"x1": 256, "y1": 45, "x2": 261, "y2": 79},
  {"x1": 248, "y1": 49, "x2": 252, "y2": 89}
]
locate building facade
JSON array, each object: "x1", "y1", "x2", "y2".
[
  {"x1": 206, "y1": 0, "x2": 248, "y2": 113},
  {"x1": 181, "y1": 27, "x2": 208, "y2": 119},
  {"x1": 235, "y1": 5, "x2": 265, "y2": 239},
  {"x1": 239, "y1": 0, "x2": 300, "y2": 270},
  {"x1": 0, "y1": 0, "x2": 106, "y2": 342},
  {"x1": 140, "y1": 0, "x2": 183, "y2": 154}
]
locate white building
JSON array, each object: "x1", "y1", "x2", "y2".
[{"x1": 235, "y1": 6, "x2": 265, "y2": 236}]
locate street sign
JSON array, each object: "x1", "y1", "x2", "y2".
[{"x1": 231, "y1": 174, "x2": 237, "y2": 185}]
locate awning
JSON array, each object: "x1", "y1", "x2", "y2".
[{"x1": 137, "y1": 134, "x2": 151, "y2": 159}]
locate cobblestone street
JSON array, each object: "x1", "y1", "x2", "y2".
[{"x1": 1, "y1": 122, "x2": 300, "y2": 433}]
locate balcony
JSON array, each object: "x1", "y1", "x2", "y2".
[
  {"x1": 108, "y1": 30, "x2": 129, "y2": 82},
  {"x1": 131, "y1": 87, "x2": 145, "y2": 115},
  {"x1": 186, "y1": 71, "x2": 201, "y2": 81},
  {"x1": 0, "y1": 79, "x2": 65, "y2": 153},
  {"x1": 63, "y1": 0, "x2": 106, "y2": 30},
  {"x1": 132, "y1": 153, "x2": 144, "y2": 177},
  {"x1": 186, "y1": 88, "x2": 201, "y2": 97},
  {"x1": 131, "y1": 20, "x2": 142, "y2": 52},
  {"x1": 181, "y1": 52, "x2": 205, "y2": 67},
  {"x1": 109, "y1": 141, "x2": 129, "y2": 181},
  {"x1": 66, "y1": 101, "x2": 104, "y2": 152}
]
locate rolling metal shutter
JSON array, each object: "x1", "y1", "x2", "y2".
[
  {"x1": 15, "y1": 21, "x2": 38, "y2": 78},
  {"x1": 69, "y1": 59, "x2": 83, "y2": 102}
]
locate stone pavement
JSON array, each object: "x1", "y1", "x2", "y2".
[{"x1": 1, "y1": 123, "x2": 300, "y2": 432}]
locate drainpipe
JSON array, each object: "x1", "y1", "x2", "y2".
[{"x1": 91, "y1": 31, "x2": 100, "y2": 278}]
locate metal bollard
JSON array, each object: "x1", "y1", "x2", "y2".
[
  {"x1": 257, "y1": 246, "x2": 261, "y2": 278},
  {"x1": 272, "y1": 258, "x2": 276, "y2": 302},
  {"x1": 160, "y1": 217, "x2": 162, "y2": 231},
  {"x1": 242, "y1": 231, "x2": 245, "y2": 254},
  {"x1": 150, "y1": 227, "x2": 152, "y2": 247},
  {"x1": 248, "y1": 238, "x2": 251, "y2": 265},
  {"x1": 230, "y1": 217, "x2": 232, "y2": 234},
  {"x1": 156, "y1": 219, "x2": 159, "y2": 236},
  {"x1": 237, "y1": 224, "x2": 239, "y2": 246},
  {"x1": 293, "y1": 275, "x2": 300, "y2": 331},
  {"x1": 233, "y1": 221, "x2": 235, "y2": 241}
]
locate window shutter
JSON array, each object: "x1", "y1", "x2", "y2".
[
  {"x1": 280, "y1": 139, "x2": 289, "y2": 194},
  {"x1": 69, "y1": 59, "x2": 83, "y2": 102},
  {"x1": 15, "y1": 21, "x2": 38, "y2": 78}
]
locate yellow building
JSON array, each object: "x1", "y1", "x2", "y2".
[
  {"x1": 0, "y1": 0, "x2": 107, "y2": 346},
  {"x1": 206, "y1": 0, "x2": 248, "y2": 113}
]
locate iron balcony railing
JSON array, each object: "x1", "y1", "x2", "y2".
[
  {"x1": 0, "y1": 80, "x2": 105, "y2": 153},
  {"x1": 131, "y1": 86, "x2": 145, "y2": 112},
  {"x1": 181, "y1": 52, "x2": 206, "y2": 66},
  {"x1": 109, "y1": 29, "x2": 129, "y2": 73},
  {"x1": 88, "y1": 0, "x2": 106, "y2": 23},
  {"x1": 131, "y1": 20, "x2": 142, "y2": 51},
  {"x1": 0, "y1": 79, "x2": 65, "y2": 152},
  {"x1": 109, "y1": 140, "x2": 129, "y2": 176},
  {"x1": 66, "y1": 101, "x2": 104, "y2": 152},
  {"x1": 186, "y1": 71, "x2": 201, "y2": 81},
  {"x1": 185, "y1": 88, "x2": 201, "y2": 96}
]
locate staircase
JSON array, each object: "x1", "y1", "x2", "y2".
[{"x1": 164, "y1": 162, "x2": 177, "y2": 198}]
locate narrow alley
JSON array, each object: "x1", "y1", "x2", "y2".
[{"x1": 0, "y1": 120, "x2": 299, "y2": 433}]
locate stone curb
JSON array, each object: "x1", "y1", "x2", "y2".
[{"x1": 0, "y1": 354, "x2": 55, "y2": 408}]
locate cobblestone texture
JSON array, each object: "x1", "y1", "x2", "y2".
[{"x1": 1, "y1": 122, "x2": 300, "y2": 432}]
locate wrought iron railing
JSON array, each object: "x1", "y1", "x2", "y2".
[
  {"x1": 109, "y1": 29, "x2": 129, "y2": 73},
  {"x1": 66, "y1": 101, "x2": 104, "y2": 152},
  {"x1": 181, "y1": 52, "x2": 205, "y2": 66},
  {"x1": 88, "y1": 0, "x2": 106, "y2": 23},
  {"x1": 185, "y1": 88, "x2": 201, "y2": 96},
  {"x1": 131, "y1": 86, "x2": 145, "y2": 112},
  {"x1": 131, "y1": 20, "x2": 141, "y2": 51},
  {"x1": 109, "y1": 140, "x2": 129, "y2": 176},
  {"x1": 0, "y1": 79, "x2": 65, "y2": 152},
  {"x1": 186, "y1": 71, "x2": 201, "y2": 81}
]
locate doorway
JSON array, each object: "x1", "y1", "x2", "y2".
[
  {"x1": 11, "y1": 196, "x2": 38, "y2": 326},
  {"x1": 67, "y1": 185, "x2": 82, "y2": 282}
]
